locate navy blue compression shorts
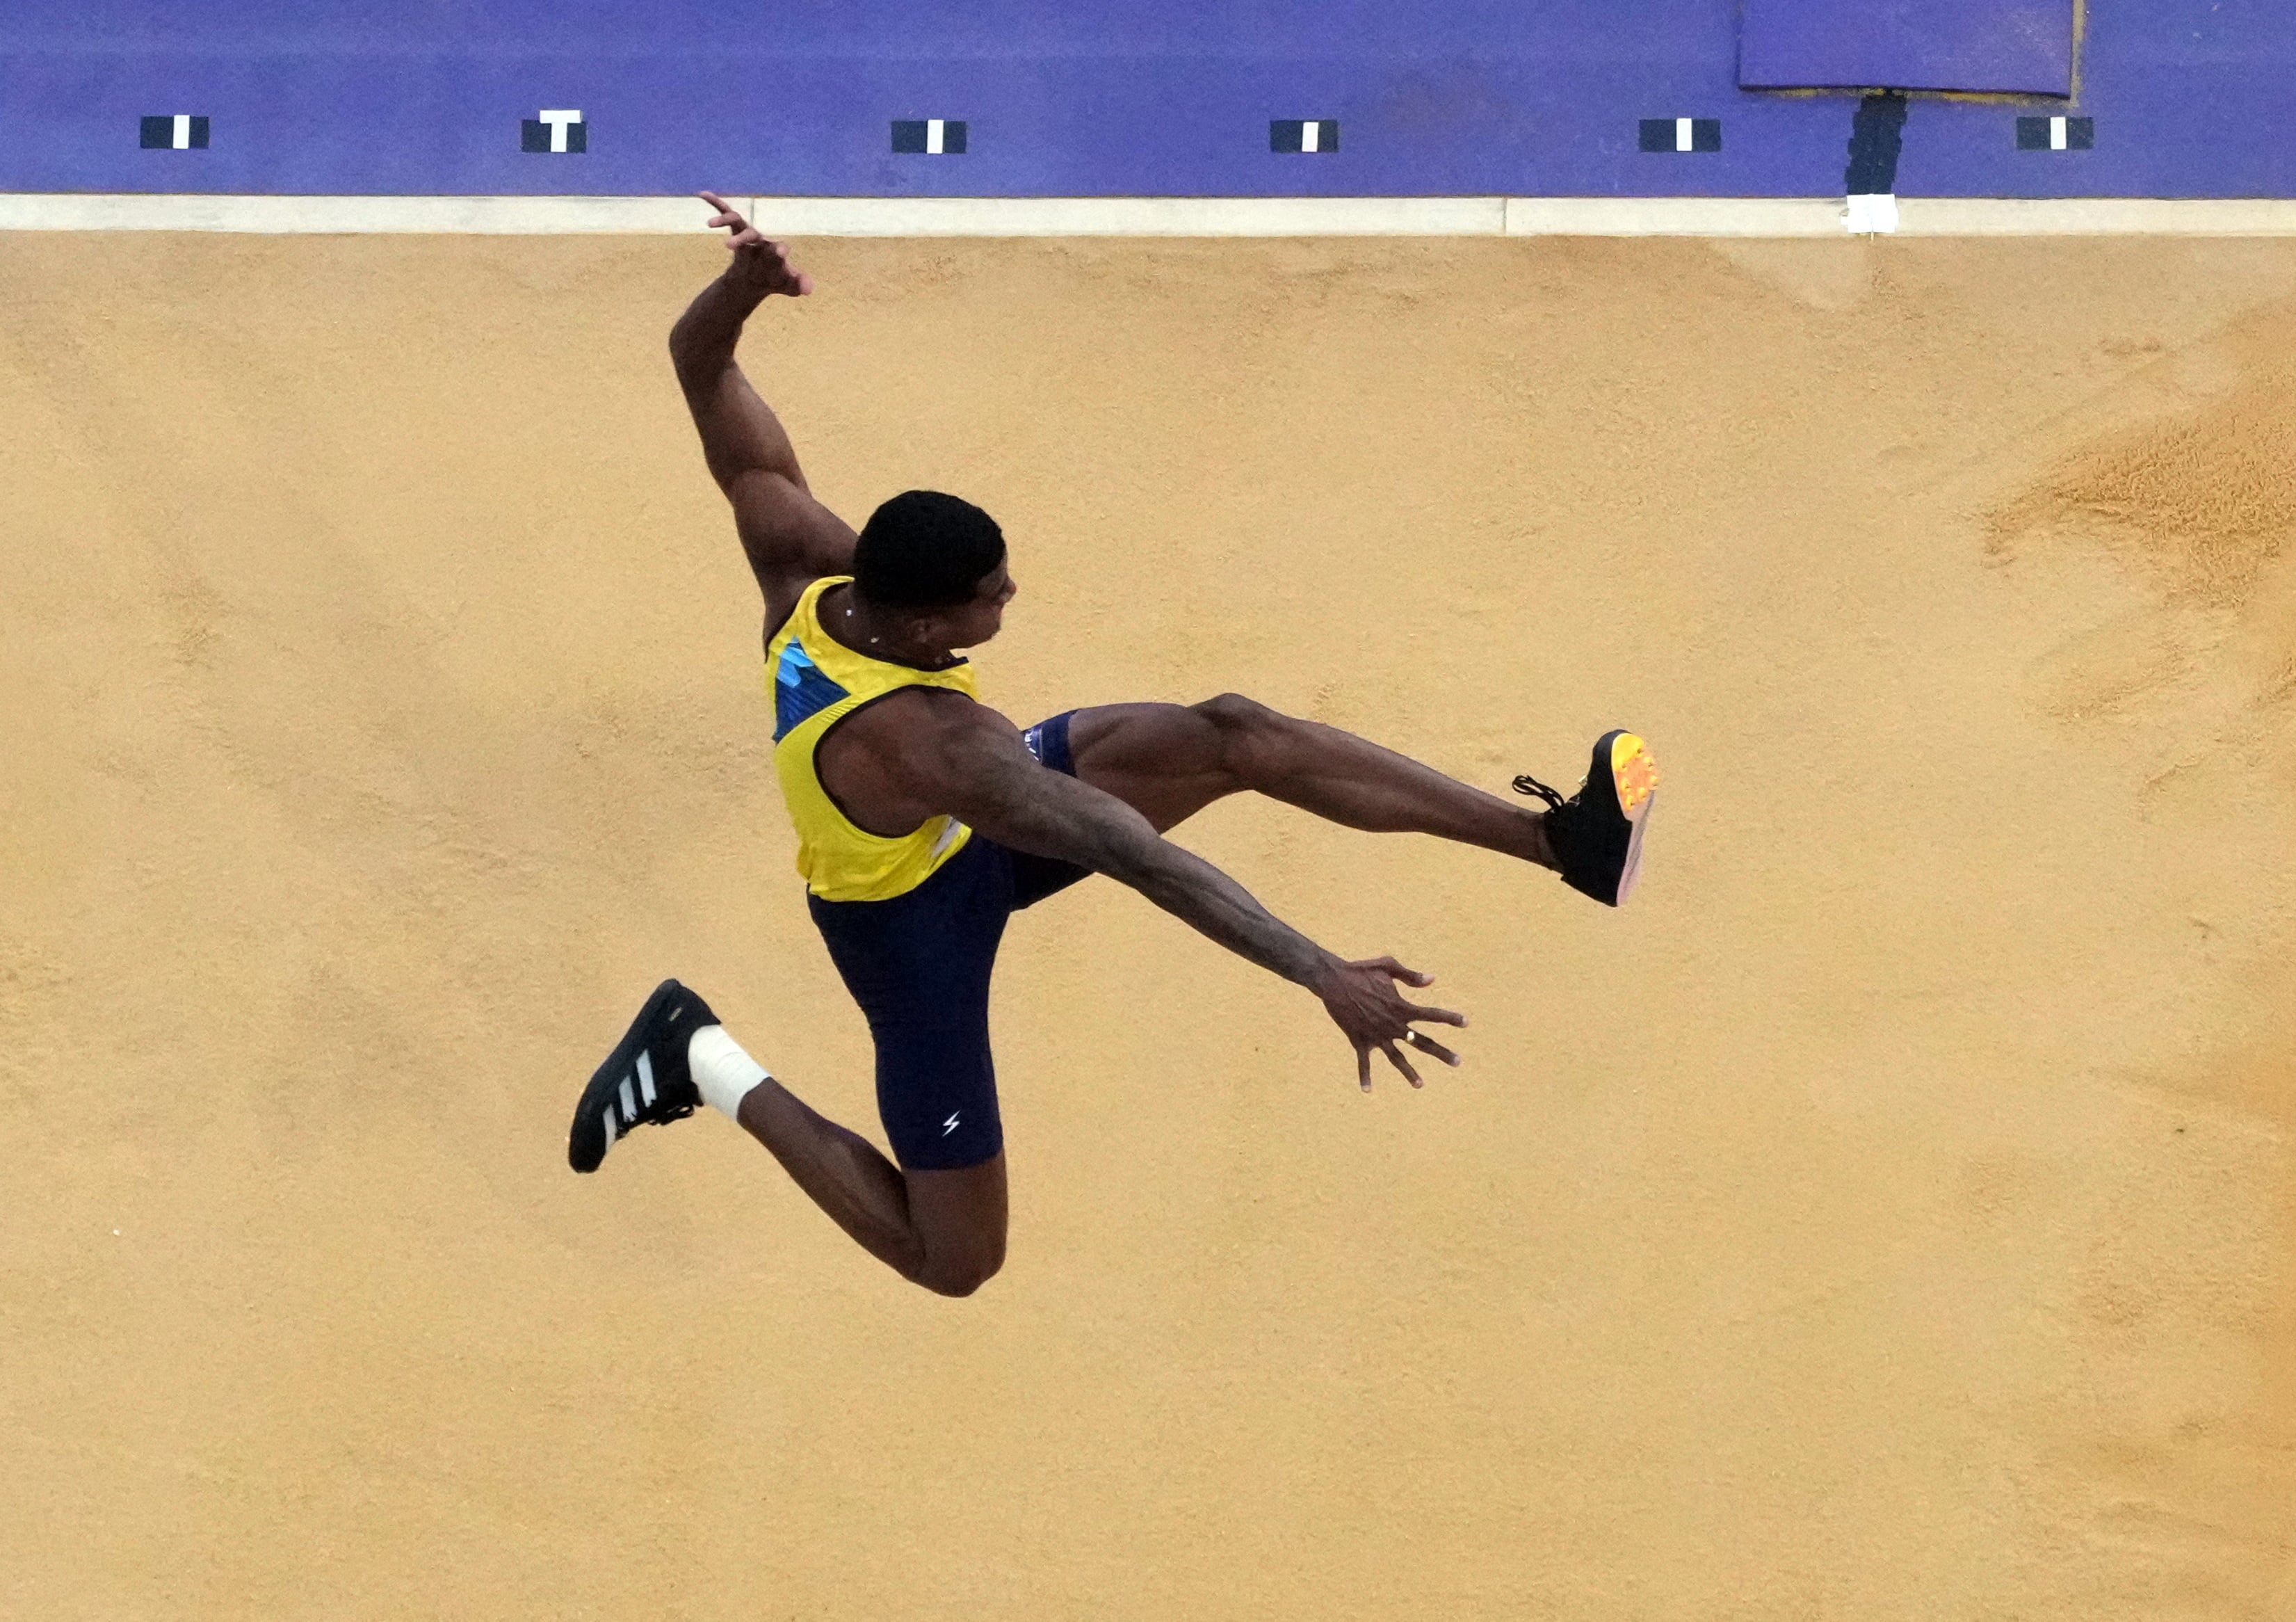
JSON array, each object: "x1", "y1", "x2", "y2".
[{"x1": 805, "y1": 711, "x2": 1092, "y2": 1171}]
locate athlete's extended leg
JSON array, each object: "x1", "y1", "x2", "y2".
[
  {"x1": 1068, "y1": 695, "x2": 1556, "y2": 862},
  {"x1": 1065, "y1": 696, "x2": 1657, "y2": 907}
]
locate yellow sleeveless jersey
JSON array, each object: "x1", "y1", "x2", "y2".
[{"x1": 766, "y1": 576, "x2": 979, "y2": 901}]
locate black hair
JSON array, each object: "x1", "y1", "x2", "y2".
[{"x1": 852, "y1": 490, "x2": 1006, "y2": 609}]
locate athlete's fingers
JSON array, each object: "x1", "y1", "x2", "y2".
[
  {"x1": 1356, "y1": 1041, "x2": 1374, "y2": 1093},
  {"x1": 1365, "y1": 955, "x2": 1434, "y2": 988},
  {"x1": 1403, "y1": 1002, "x2": 1468, "y2": 1029},
  {"x1": 1405, "y1": 1030, "x2": 1462, "y2": 1068},
  {"x1": 1380, "y1": 1041, "x2": 1424, "y2": 1089}
]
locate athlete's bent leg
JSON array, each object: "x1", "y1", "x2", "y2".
[
  {"x1": 572, "y1": 979, "x2": 1005, "y2": 1296},
  {"x1": 737, "y1": 1079, "x2": 1005, "y2": 1296},
  {"x1": 1067, "y1": 695, "x2": 1558, "y2": 867}
]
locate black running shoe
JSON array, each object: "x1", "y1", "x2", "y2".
[
  {"x1": 1514, "y1": 730, "x2": 1659, "y2": 908},
  {"x1": 567, "y1": 979, "x2": 717, "y2": 1173}
]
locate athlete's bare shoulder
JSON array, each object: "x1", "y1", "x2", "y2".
[{"x1": 818, "y1": 686, "x2": 1019, "y2": 837}]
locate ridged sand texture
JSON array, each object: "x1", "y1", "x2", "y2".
[{"x1": 1, "y1": 232, "x2": 2291, "y2": 1620}]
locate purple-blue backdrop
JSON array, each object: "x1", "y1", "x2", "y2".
[
  {"x1": 4, "y1": 1, "x2": 2290, "y2": 198},
  {"x1": 1740, "y1": 0, "x2": 2075, "y2": 96}
]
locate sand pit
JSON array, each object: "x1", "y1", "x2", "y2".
[{"x1": 1, "y1": 231, "x2": 2291, "y2": 1618}]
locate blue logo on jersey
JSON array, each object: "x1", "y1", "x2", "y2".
[{"x1": 773, "y1": 639, "x2": 851, "y2": 741}]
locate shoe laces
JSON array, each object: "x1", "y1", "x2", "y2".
[{"x1": 1512, "y1": 773, "x2": 1565, "y2": 810}]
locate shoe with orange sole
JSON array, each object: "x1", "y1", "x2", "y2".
[{"x1": 1514, "y1": 731, "x2": 1658, "y2": 907}]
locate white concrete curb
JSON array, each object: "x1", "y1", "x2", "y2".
[{"x1": 6, "y1": 193, "x2": 2296, "y2": 236}]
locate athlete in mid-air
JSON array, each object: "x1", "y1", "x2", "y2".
[{"x1": 567, "y1": 194, "x2": 1658, "y2": 1296}]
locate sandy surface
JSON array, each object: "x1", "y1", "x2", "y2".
[{"x1": 2, "y1": 230, "x2": 2292, "y2": 1620}]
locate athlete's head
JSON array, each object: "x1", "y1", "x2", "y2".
[{"x1": 853, "y1": 489, "x2": 1015, "y2": 648}]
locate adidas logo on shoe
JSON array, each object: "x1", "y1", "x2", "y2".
[{"x1": 567, "y1": 979, "x2": 714, "y2": 1173}]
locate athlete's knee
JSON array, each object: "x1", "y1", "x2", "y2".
[
  {"x1": 921, "y1": 1264, "x2": 1000, "y2": 1298},
  {"x1": 913, "y1": 1246, "x2": 1004, "y2": 1298},
  {"x1": 1190, "y1": 691, "x2": 1296, "y2": 777},
  {"x1": 906, "y1": 1204, "x2": 1006, "y2": 1297},
  {"x1": 899, "y1": 1150, "x2": 1006, "y2": 1296}
]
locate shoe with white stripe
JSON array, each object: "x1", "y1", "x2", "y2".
[{"x1": 567, "y1": 979, "x2": 714, "y2": 1173}]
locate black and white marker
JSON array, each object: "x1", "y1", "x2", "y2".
[
  {"x1": 520, "y1": 110, "x2": 585, "y2": 153},
  {"x1": 1270, "y1": 120, "x2": 1339, "y2": 154},
  {"x1": 891, "y1": 120, "x2": 967, "y2": 154},
  {"x1": 1640, "y1": 118, "x2": 1720, "y2": 153},
  {"x1": 1844, "y1": 92, "x2": 1907, "y2": 234},
  {"x1": 2016, "y1": 115, "x2": 2093, "y2": 151},
  {"x1": 140, "y1": 115, "x2": 209, "y2": 150}
]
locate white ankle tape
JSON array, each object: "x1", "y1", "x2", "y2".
[{"x1": 687, "y1": 1025, "x2": 769, "y2": 1119}]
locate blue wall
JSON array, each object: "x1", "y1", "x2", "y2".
[{"x1": 4, "y1": 1, "x2": 2292, "y2": 198}]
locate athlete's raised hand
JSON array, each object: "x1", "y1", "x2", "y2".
[
  {"x1": 699, "y1": 191, "x2": 813, "y2": 298},
  {"x1": 1311, "y1": 956, "x2": 1465, "y2": 1091}
]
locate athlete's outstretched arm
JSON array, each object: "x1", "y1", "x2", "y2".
[
  {"x1": 918, "y1": 707, "x2": 1466, "y2": 1089},
  {"x1": 670, "y1": 193, "x2": 855, "y2": 620}
]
